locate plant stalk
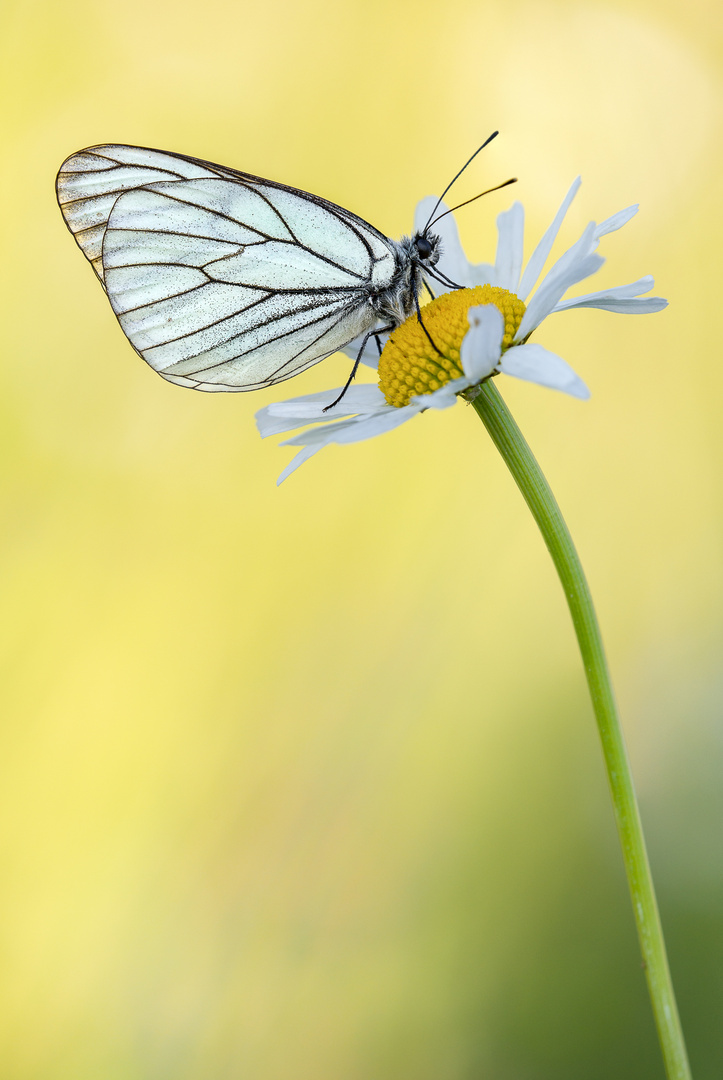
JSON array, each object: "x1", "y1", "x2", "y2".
[{"x1": 472, "y1": 380, "x2": 691, "y2": 1080}]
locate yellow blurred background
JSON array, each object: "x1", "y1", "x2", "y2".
[{"x1": 1, "y1": 0, "x2": 721, "y2": 1076}]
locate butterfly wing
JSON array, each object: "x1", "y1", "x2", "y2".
[{"x1": 56, "y1": 144, "x2": 398, "y2": 391}]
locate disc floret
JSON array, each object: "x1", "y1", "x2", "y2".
[{"x1": 378, "y1": 286, "x2": 526, "y2": 407}]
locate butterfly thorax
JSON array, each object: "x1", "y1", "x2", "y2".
[{"x1": 371, "y1": 233, "x2": 441, "y2": 325}]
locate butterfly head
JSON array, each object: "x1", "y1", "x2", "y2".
[{"x1": 412, "y1": 231, "x2": 441, "y2": 269}]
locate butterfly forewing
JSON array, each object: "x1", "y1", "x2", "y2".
[
  {"x1": 56, "y1": 144, "x2": 397, "y2": 390},
  {"x1": 57, "y1": 147, "x2": 219, "y2": 282}
]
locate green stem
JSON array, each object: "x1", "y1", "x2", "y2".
[{"x1": 472, "y1": 380, "x2": 691, "y2": 1080}]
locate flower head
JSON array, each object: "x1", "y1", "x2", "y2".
[
  {"x1": 378, "y1": 285, "x2": 526, "y2": 407},
  {"x1": 256, "y1": 178, "x2": 667, "y2": 484}
]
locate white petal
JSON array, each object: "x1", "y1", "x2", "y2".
[
  {"x1": 280, "y1": 415, "x2": 368, "y2": 447},
  {"x1": 501, "y1": 343, "x2": 590, "y2": 399},
  {"x1": 518, "y1": 177, "x2": 581, "y2": 301},
  {"x1": 415, "y1": 196, "x2": 473, "y2": 287},
  {"x1": 461, "y1": 304, "x2": 504, "y2": 381},
  {"x1": 552, "y1": 276, "x2": 668, "y2": 313},
  {"x1": 323, "y1": 383, "x2": 388, "y2": 410},
  {"x1": 517, "y1": 220, "x2": 603, "y2": 339},
  {"x1": 595, "y1": 204, "x2": 638, "y2": 238},
  {"x1": 467, "y1": 261, "x2": 498, "y2": 287},
  {"x1": 256, "y1": 384, "x2": 386, "y2": 436},
  {"x1": 518, "y1": 253, "x2": 604, "y2": 339},
  {"x1": 555, "y1": 275, "x2": 652, "y2": 305},
  {"x1": 332, "y1": 406, "x2": 424, "y2": 443},
  {"x1": 281, "y1": 405, "x2": 420, "y2": 447},
  {"x1": 559, "y1": 296, "x2": 669, "y2": 314},
  {"x1": 494, "y1": 202, "x2": 525, "y2": 292},
  {"x1": 256, "y1": 410, "x2": 308, "y2": 437},
  {"x1": 277, "y1": 445, "x2": 323, "y2": 485}
]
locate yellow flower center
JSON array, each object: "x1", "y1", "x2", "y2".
[{"x1": 378, "y1": 285, "x2": 526, "y2": 407}]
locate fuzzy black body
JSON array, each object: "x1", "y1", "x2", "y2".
[{"x1": 370, "y1": 233, "x2": 442, "y2": 325}]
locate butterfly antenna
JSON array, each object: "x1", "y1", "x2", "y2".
[
  {"x1": 421, "y1": 131, "x2": 499, "y2": 235},
  {"x1": 428, "y1": 177, "x2": 518, "y2": 230}
]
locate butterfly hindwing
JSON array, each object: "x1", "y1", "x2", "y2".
[
  {"x1": 56, "y1": 144, "x2": 397, "y2": 390},
  {"x1": 56, "y1": 146, "x2": 219, "y2": 283}
]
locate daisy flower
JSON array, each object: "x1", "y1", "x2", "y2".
[{"x1": 256, "y1": 178, "x2": 667, "y2": 484}]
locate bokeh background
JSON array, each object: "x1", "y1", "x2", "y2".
[{"x1": 1, "y1": 0, "x2": 721, "y2": 1076}]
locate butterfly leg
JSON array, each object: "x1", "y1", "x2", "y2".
[
  {"x1": 412, "y1": 277, "x2": 444, "y2": 357},
  {"x1": 323, "y1": 324, "x2": 395, "y2": 412},
  {"x1": 427, "y1": 268, "x2": 463, "y2": 291}
]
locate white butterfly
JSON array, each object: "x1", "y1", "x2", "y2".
[{"x1": 56, "y1": 142, "x2": 470, "y2": 401}]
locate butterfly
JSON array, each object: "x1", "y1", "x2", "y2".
[{"x1": 56, "y1": 136, "x2": 502, "y2": 404}]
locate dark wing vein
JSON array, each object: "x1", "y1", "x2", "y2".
[
  {"x1": 118, "y1": 279, "x2": 211, "y2": 315},
  {"x1": 144, "y1": 187, "x2": 369, "y2": 281},
  {"x1": 181, "y1": 300, "x2": 363, "y2": 381},
  {"x1": 159, "y1": 293, "x2": 356, "y2": 355}
]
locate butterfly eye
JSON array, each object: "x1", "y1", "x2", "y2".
[{"x1": 415, "y1": 235, "x2": 434, "y2": 260}]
